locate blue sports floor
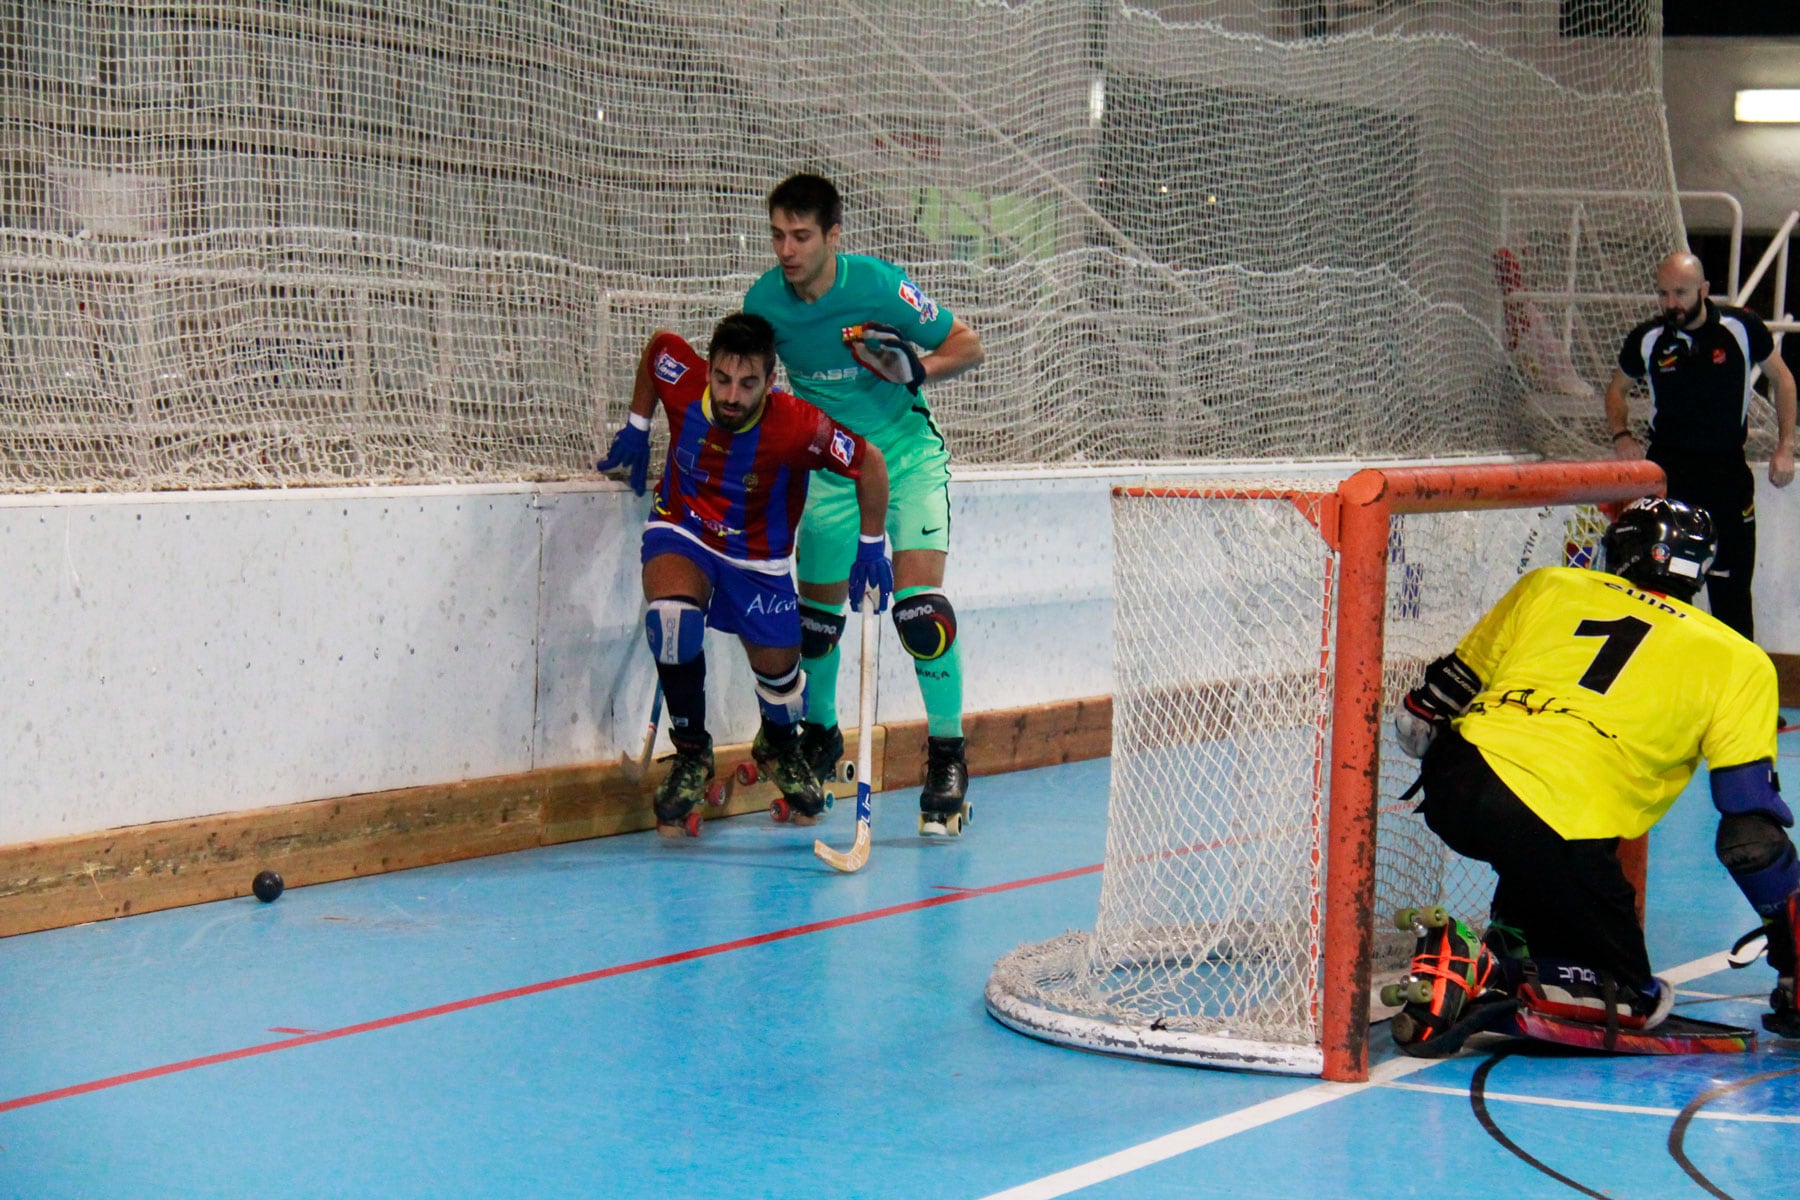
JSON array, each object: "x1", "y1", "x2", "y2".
[{"x1": 4, "y1": 737, "x2": 1798, "y2": 1198}]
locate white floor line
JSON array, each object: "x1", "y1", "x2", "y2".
[
  {"x1": 974, "y1": 951, "x2": 1757, "y2": 1200},
  {"x1": 973, "y1": 1055, "x2": 1443, "y2": 1200},
  {"x1": 1378, "y1": 1080, "x2": 1800, "y2": 1123}
]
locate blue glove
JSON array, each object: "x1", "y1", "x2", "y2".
[
  {"x1": 597, "y1": 419, "x2": 651, "y2": 496},
  {"x1": 845, "y1": 322, "x2": 925, "y2": 394},
  {"x1": 848, "y1": 535, "x2": 893, "y2": 613}
]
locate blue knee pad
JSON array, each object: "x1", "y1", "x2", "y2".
[
  {"x1": 893, "y1": 592, "x2": 957, "y2": 661},
  {"x1": 799, "y1": 603, "x2": 846, "y2": 661},
  {"x1": 646, "y1": 598, "x2": 705, "y2": 665}
]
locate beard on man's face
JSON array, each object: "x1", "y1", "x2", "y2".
[{"x1": 1663, "y1": 298, "x2": 1702, "y2": 328}]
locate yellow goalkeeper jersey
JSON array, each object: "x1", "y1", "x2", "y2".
[{"x1": 1450, "y1": 566, "x2": 1776, "y2": 840}]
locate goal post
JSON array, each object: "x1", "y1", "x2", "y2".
[{"x1": 986, "y1": 460, "x2": 1666, "y2": 1082}]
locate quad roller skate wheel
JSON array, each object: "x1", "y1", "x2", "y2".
[
  {"x1": 835, "y1": 761, "x2": 856, "y2": 784},
  {"x1": 918, "y1": 805, "x2": 970, "y2": 836},
  {"x1": 1381, "y1": 980, "x2": 1433, "y2": 1007},
  {"x1": 768, "y1": 795, "x2": 823, "y2": 826},
  {"x1": 656, "y1": 811, "x2": 703, "y2": 839},
  {"x1": 736, "y1": 762, "x2": 758, "y2": 785},
  {"x1": 1393, "y1": 905, "x2": 1449, "y2": 932},
  {"x1": 1391, "y1": 1012, "x2": 1418, "y2": 1044}
]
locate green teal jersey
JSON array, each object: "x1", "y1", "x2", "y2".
[{"x1": 744, "y1": 254, "x2": 957, "y2": 448}]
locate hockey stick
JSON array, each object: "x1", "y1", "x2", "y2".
[
  {"x1": 620, "y1": 684, "x2": 663, "y2": 782},
  {"x1": 814, "y1": 592, "x2": 878, "y2": 873}
]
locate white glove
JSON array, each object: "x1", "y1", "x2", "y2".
[{"x1": 1394, "y1": 707, "x2": 1440, "y2": 760}]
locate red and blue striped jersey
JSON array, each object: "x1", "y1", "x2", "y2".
[{"x1": 646, "y1": 333, "x2": 868, "y2": 567}]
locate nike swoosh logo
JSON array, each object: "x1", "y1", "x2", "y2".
[{"x1": 921, "y1": 526, "x2": 943, "y2": 535}]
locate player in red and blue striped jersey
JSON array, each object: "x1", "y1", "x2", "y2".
[{"x1": 598, "y1": 313, "x2": 890, "y2": 836}]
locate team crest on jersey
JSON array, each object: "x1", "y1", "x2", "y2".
[
  {"x1": 897, "y1": 279, "x2": 939, "y2": 324},
  {"x1": 829, "y1": 429, "x2": 855, "y2": 466},
  {"x1": 653, "y1": 350, "x2": 689, "y2": 384},
  {"x1": 1712, "y1": 348, "x2": 1727, "y2": 364},
  {"x1": 742, "y1": 472, "x2": 758, "y2": 491}
]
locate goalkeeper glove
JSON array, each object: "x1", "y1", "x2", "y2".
[
  {"x1": 597, "y1": 415, "x2": 651, "y2": 496},
  {"x1": 844, "y1": 322, "x2": 926, "y2": 393},
  {"x1": 847, "y1": 534, "x2": 893, "y2": 614},
  {"x1": 1393, "y1": 653, "x2": 1482, "y2": 759}
]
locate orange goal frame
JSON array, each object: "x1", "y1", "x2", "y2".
[{"x1": 1118, "y1": 460, "x2": 1665, "y2": 1080}]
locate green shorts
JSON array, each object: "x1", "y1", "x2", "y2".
[{"x1": 796, "y1": 430, "x2": 951, "y2": 585}]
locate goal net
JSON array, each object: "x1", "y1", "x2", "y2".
[
  {"x1": 985, "y1": 461, "x2": 1662, "y2": 1080},
  {"x1": 1, "y1": 2, "x2": 1679, "y2": 490}
]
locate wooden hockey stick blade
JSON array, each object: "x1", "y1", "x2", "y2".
[
  {"x1": 620, "y1": 685, "x2": 663, "y2": 782},
  {"x1": 813, "y1": 594, "x2": 878, "y2": 872},
  {"x1": 813, "y1": 815, "x2": 870, "y2": 873}
]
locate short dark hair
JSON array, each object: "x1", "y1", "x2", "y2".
[
  {"x1": 707, "y1": 312, "x2": 777, "y2": 375},
  {"x1": 768, "y1": 173, "x2": 842, "y2": 233}
]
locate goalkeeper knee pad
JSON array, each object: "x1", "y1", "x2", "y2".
[
  {"x1": 799, "y1": 602, "x2": 846, "y2": 661},
  {"x1": 893, "y1": 592, "x2": 957, "y2": 661},
  {"x1": 646, "y1": 597, "x2": 705, "y2": 665},
  {"x1": 1717, "y1": 813, "x2": 1800, "y2": 917}
]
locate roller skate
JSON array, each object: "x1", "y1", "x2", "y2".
[
  {"x1": 918, "y1": 736, "x2": 971, "y2": 836},
  {"x1": 654, "y1": 734, "x2": 715, "y2": 839},
  {"x1": 1517, "y1": 962, "x2": 1673, "y2": 1032},
  {"x1": 799, "y1": 720, "x2": 852, "y2": 784},
  {"x1": 1760, "y1": 893, "x2": 1799, "y2": 1038},
  {"x1": 1383, "y1": 906, "x2": 1509, "y2": 1056},
  {"x1": 753, "y1": 724, "x2": 831, "y2": 827},
  {"x1": 1481, "y1": 916, "x2": 1530, "y2": 960}
]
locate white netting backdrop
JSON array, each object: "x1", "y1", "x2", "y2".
[
  {"x1": 2, "y1": 1, "x2": 1679, "y2": 490},
  {"x1": 984, "y1": 488, "x2": 1606, "y2": 1072}
]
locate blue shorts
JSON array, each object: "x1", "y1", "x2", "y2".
[{"x1": 641, "y1": 526, "x2": 800, "y2": 648}]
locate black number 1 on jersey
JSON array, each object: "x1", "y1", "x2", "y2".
[{"x1": 1572, "y1": 615, "x2": 1652, "y2": 694}]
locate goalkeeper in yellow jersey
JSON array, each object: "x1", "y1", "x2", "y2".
[{"x1": 1392, "y1": 498, "x2": 1797, "y2": 1046}]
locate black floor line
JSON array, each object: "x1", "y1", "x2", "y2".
[
  {"x1": 1667, "y1": 1064, "x2": 1800, "y2": 1200},
  {"x1": 1469, "y1": 1050, "x2": 1616, "y2": 1199}
]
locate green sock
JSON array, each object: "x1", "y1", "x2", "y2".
[
  {"x1": 894, "y1": 585, "x2": 964, "y2": 739},
  {"x1": 800, "y1": 599, "x2": 842, "y2": 728}
]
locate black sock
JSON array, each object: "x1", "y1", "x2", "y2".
[{"x1": 655, "y1": 654, "x2": 707, "y2": 747}]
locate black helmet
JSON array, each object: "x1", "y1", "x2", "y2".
[{"x1": 1600, "y1": 497, "x2": 1715, "y2": 601}]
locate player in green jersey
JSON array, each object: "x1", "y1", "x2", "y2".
[
  {"x1": 1389, "y1": 498, "x2": 1798, "y2": 1049},
  {"x1": 744, "y1": 173, "x2": 985, "y2": 835}
]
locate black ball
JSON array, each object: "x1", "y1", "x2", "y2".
[{"x1": 252, "y1": 870, "x2": 284, "y2": 903}]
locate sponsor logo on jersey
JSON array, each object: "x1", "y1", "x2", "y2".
[
  {"x1": 653, "y1": 350, "x2": 689, "y2": 384},
  {"x1": 897, "y1": 279, "x2": 939, "y2": 324},
  {"x1": 829, "y1": 429, "x2": 855, "y2": 466},
  {"x1": 699, "y1": 515, "x2": 743, "y2": 538}
]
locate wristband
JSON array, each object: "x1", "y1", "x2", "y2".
[
  {"x1": 627, "y1": 412, "x2": 652, "y2": 431},
  {"x1": 859, "y1": 534, "x2": 885, "y2": 546},
  {"x1": 1610, "y1": 429, "x2": 1632, "y2": 441}
]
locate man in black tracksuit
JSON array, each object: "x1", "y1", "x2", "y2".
[{"x1": 1605, "y1": 251, "x2": 1795, "y2": 641}]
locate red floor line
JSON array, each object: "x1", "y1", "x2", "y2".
[{"x1": 0, "y1": 859, "x2": 1104, "y2": 1115}]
